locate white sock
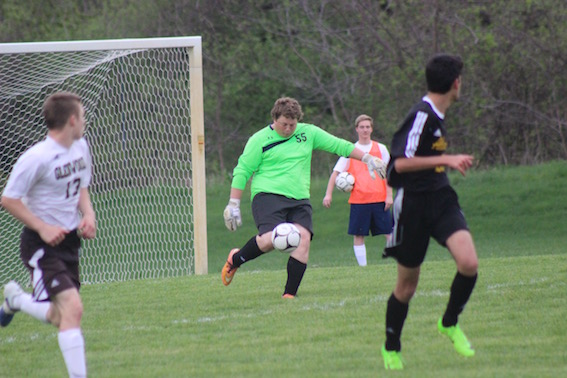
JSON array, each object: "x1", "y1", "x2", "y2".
[
  {"x1": 353, "y1": 244, "x2": 367, "y2": 266},
  {"x1": 17, "y1": 293, "x2": 50, "y2": 323},
  {"x1": 58, "y1": 328, "x2": 87, "y2": 378}
]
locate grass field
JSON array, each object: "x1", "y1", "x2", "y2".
[{"x1": 1, "y1": 161, "x2": 566, "y2": 377}]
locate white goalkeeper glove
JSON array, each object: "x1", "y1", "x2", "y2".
[
  {"x1": 223, "y1": 198, "x2": 242, "y2": 231},
  {"x1": 362, "y1": 153, "x2": 386, "y2": 180}
]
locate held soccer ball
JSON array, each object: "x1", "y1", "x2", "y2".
[
  {"x1": 271, "y1": 223, "x2": 301, "y2": 253},
  {"x1": 335, "y1": 171, "x2": 355, "y2": 192}
]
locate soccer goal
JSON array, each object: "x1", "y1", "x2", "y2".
[{"x1": 0, "y1": 36, "x2": 208, "y2": 285}]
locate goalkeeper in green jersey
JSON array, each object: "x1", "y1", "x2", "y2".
[{"x1": 222, "y1": 97, "x2": 386, "y2": 297}]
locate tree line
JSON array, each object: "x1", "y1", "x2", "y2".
[{"x1": 1, "y1": 0, "x2": 566, "y2": 176}]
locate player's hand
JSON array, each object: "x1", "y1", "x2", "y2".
[
  {"x1": 385, "y1": 196, "x2": 393, "y2": 211},
  {"x1": 322, "y1": 195, "x2": 332, "y2": 208},
  {"x1": 78, "y1": 213, "x2": 97, "y2": 239},
  {"x1": 448, "y1": 154, "x2": 474, "y2": 176},
  {"x1": 39, "y1": 224, "x2": 69, "y2": 246},
  {"x1": 223, "y1": 198, "x2": 242, "y2": 231},
  {"x1": 362, "y1": 153, "x2": 386, "y2": 180}
]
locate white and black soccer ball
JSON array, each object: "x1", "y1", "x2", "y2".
[
  {"x1": 271, "y1": 223, "x2": 301, "y2": 253},
  {"x1": 335, "y1": 171, "x2": 355, "y2": 192}
]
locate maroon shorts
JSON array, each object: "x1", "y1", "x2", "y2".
[{"x1": 20, "y1": 227, "x2": 81, "y2": 301}]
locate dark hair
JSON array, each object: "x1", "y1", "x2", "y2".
[
  {"x1": 42, "y1": 92, "x2": 82, "y2": 130},
  {"x1": 270, "y1": 97, "x2": 304, "y2": 121},
  {"x1": 425, "y1": 54, "x2": 463, "y2": 94}
]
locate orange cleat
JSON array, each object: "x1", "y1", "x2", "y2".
[
  {"x1": 282, "y1": 293, "x2": 295, "y2": 299},
  {"x1": 221, "y1": 248, "x2": 240, "y2": 286}
]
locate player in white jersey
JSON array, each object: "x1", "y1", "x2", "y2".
[{"x1": 1, "y1": 92, "x2": 96, "y2": 378}]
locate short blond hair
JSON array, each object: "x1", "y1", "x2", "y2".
[{"x1": 354, "y1": 114, "x2": 373, "y2": 128}]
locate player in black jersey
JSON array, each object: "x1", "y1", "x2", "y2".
[{"x1": 380, "y1": 54, "x2": 478, "y2": 370}]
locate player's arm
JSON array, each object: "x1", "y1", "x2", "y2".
[
  {"x1": 231, "y1": 130, "x2": 265, "y2": 189},
  {"x1": 228, "y1": 187, "x2": 243, "y2": 202},
  {"x1": 224, "y1": 144, "x2": 255, "y2": 232},
  {"x1": 78, "y1": 188, "x2": 96, "y2": 239},
  {"x1": 224, "y1": 149, "x2": 250, "y2": 232},
  {"x1": 394, "y1": 154, "x2": 474, "y2": 176},
  {"x1": 349, "y1": 147, "x2": 386, "y2": 179},
  {"x1": 323, "y1": 170, "x2": 339, "y2": 208},
  {"x1": 377, "y1": 144, "x2": 394, "y2": 209},
  {"x1": 311, "y1": 125, "x2": 384, "y2": 177},
  {"x1": 348, "y1": 147, "x2": 364, "y2": 160},
  {"x1": 323, "y1": 155, "x2": 349, "y2": 208},
  {"x1": 385, "y1": 184, "x2": 393, "y2": 210},
  {"x1": 0, "y1": 196, "x2": 68, "y2": 246}
]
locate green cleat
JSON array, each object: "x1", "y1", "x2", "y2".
[
  {"x1": 438, "y1": 318, "x2": 475, "y2": 357},
  {"x1": 381, "y1": 344, "x2": 404, "y2": 370}
]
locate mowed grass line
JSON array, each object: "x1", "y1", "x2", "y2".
[{"x1": 0, "y1": 254, "x2": 565, "y2": 377}]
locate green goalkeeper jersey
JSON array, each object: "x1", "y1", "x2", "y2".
[{"x1": 232, "y1": 122, "x2": 355, "y2": 200}]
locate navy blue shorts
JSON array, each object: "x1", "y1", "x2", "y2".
[
  {"x1": 251, "y1": 193, "x2": 314, "y2": 237},
  {"x1": 384, "y1": 186, "x2": 469, "y2": 268},
  {"x1": 348, "y1": 202, "x2": 393, "y2": 236}
]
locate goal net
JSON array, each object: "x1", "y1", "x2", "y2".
[{"x1": 0, "y1": 37, "x2": 208, "y2": 285}]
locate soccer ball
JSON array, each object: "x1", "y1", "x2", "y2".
[
  {"x1": 335, "y1": 171, "x2": 355, "y2": 192},
  {"x1": 271, "y1": 223, "x2": 301, "y2": 253}
]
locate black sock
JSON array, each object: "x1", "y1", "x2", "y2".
[
  {"x1": 232, "y1": 236, "x2": 263, "y2": 267},
  {"x1": 283, "y1": 257, "x2": 307, "y2": 296},
  {"x1": 385, "y1": 293, "x2": 409, "y2": 352},
  {"x1": 442, "y1": 272, "x2": 478, "y2": 327}
]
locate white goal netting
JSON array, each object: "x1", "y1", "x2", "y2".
[{"x1": 0, "y1": 37, "x2": 207, "y2": 285}]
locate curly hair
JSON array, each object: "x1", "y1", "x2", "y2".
[{"x1": 270, "y1": 97, "x2": 304, "y2": 121}]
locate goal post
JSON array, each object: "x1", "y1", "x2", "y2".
[
  {"x1": 0, "y1": 36, "x2": 208, "y2": 285},
  {"x1": 188, "y1": 39, "x2": 208, "y2": 276}
]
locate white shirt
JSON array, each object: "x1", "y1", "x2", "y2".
[
  {"x1": 333, "y1": 141, "x2": 391, "y2": 172},
  {"x1": 3, "y1": 136, "x2": 92, "y2": 230}
]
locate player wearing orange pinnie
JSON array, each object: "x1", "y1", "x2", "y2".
[{"x1": 323, "y1": 114, "x2": 393, "y2": 266}]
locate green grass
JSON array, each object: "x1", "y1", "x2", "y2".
[
  {"x1": 1, "y1": 161, "x2": 567, "y2": 377},
  {"x1": 207, "y1": 160, "x2": 567, "y2": 271},
  {"x1": 1, "y1": 256, "x2": 566, "y2": 377}
]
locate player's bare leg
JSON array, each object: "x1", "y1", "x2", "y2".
[{"x1": 51, "y1": 288, "x2": 87, "y2": 378}]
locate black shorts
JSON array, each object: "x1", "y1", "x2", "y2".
[
  {"x1": 348, "y1": 202, "x2": 393, "y2": 236},
  {"x1": 251, "y1": 193, "x2": 313, "y2": 237},
  {"x1": 383, "y1": 186, "x2": 468, "y2": 268},
  {"x1": 20, "y1": 227, "x2": 81, "y2": 301}
]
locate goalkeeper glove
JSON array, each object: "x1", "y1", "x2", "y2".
[
  {"x1": 362, "y1": 153, "x2": 386, "y2": 180},
  {"x1": 223, "y1": 198, "x2": 242, "y2": 231}
]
